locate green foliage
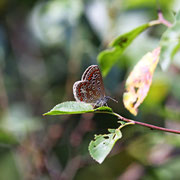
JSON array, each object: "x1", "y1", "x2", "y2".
[
  {"x1": 45, "y1": 100, "x2": 135, "y2": 163},
  {"x1": 43, "y1": 9, "x2": 180, "y2": 163},
  {"x1": 1, "y1": 0, "x2": 180, "y2": 179},
  {"x1": 89, "y1": 129, "x2": 122, "y2": 164},
  {"x1": 44, "y1": 101, "x2": 94, "y2": 115},
  {"x1": 122, "y1": 0, "x2": 173, "y2": 10},
  {"x1": 98, "y1": 23, "x2": 150, "y2": 76},
  {"x1": 44, "y1": 101, "x2": 113, "y2": 115},
  {"x1": 94, "y1": 106, "x2": 113, "y2": 112},
  {"x1": 160, "y1": 10, "x2": 180, "y2": 70}
]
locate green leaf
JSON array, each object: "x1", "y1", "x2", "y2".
[
  {"x1": 118, "y1": 121, "x2": 126, "y2": 125},
  {"x1": 160, "y1": 11, "x2": 180, "y2": 70},
  {"x1": 43, "y1": 101, "x2": 113, "y2": 116},
  {"x1": 107, "y1": 128, "x2": 116, "y2": 133},
  {"x1": 44, "y1": 101, "x2": 94, "y2": 115},
  {"x1": 98, "y1": 23, "x2": 150, "y2": 77},
  {"x1": 95, "y1": 106, "x2": 113, "y2": 112},
  {"x1": 98, "y1": 47, "x2": 123, "y2": 77},
  {"x1": 88, "y1": 129, "x2": 122, "y2": 164},
  {"x1": 110, "y1": 24, "x2": 149, "y2": 47}
]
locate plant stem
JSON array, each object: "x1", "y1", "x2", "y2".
[
  {"x1": 117, "y1": 121, "x2": 135, "y2": 130},
  {"x1": 157, "y1": 10, "x2": 172, "y2": 27},
  {"x1": 149, "y1": 10, "x2": 172, "y2": 27},
  {"x1": 112, "y1": 112, "x2": 180, "y2": 134}
]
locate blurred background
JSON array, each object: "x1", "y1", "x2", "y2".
[{"x1": 0, "y1": 0, "x2": 180, "y2": 179}]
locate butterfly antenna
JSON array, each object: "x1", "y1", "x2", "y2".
[{"x1": 106, "y1": 96, "x2": 118, "y2": 103}]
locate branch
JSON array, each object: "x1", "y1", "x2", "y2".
[
  {"x1": 149, "y1": 10, "x2": 172, "y2": 27},
  {"x1": 157, "y1": 10, "x2": 172, "y2": 27},
  {"x1": 112, "y1": 112, "x2": 180, "y2": 134}
]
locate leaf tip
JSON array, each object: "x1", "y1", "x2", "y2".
[{"x1": 123, "y1": 92, "x2": 138, "y2": 116}]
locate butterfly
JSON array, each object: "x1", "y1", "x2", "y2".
[{"x1": 73, "y1": 65, "x2": 117, "y2": 107}]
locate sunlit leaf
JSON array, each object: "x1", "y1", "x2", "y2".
[
  {"x1": 98, "y1": 23, "x2": 150, "y2": 77},
  {"x1": 160, "y1": 10, "x2": 180, "y2": 70},
  {"x1": 98, "y1": 47, "x2": 123, "y2": 77},
  {"x1": 89, "y1": 129, "x2": 122, "y2": 164},
  {"x1": 43, "y1": 101, "x2": 113, "y2": 115},
  {"x1": 95, "y1": 106, "x2": 113, "y2": 112},
  {"x1": 122, "y1": 0, "x2": 173, "y2": 10},
  {"x1": 44, "y1": 101, "x2": 94, "y2": 115},
  {"x1": 123, "y1": 47, "x2": 161, "y2": 116}
]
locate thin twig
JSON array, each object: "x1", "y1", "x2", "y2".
[
  {"x1": 157, "y1": 10, "x2": 172, "y2": 27},
  {"x1": 112, "y1": 112, "x2": 180, "y2": 134},
  {"x1": 149, "y1": 9, "x2": 173, "y2": 27}
]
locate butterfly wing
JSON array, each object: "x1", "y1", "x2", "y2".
[
  {"x1": 73, "y1": 65, "x2": 105, "y2": 104},
  {"x1": 81, "y1": 65, "x2": 95, "y2": 80},
  {"x1": 73, "y1": 80, "x2": 93, "y2": 103},
  {"x1": 83, "y1": 65, "x2": 105, "y2": 98}
]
